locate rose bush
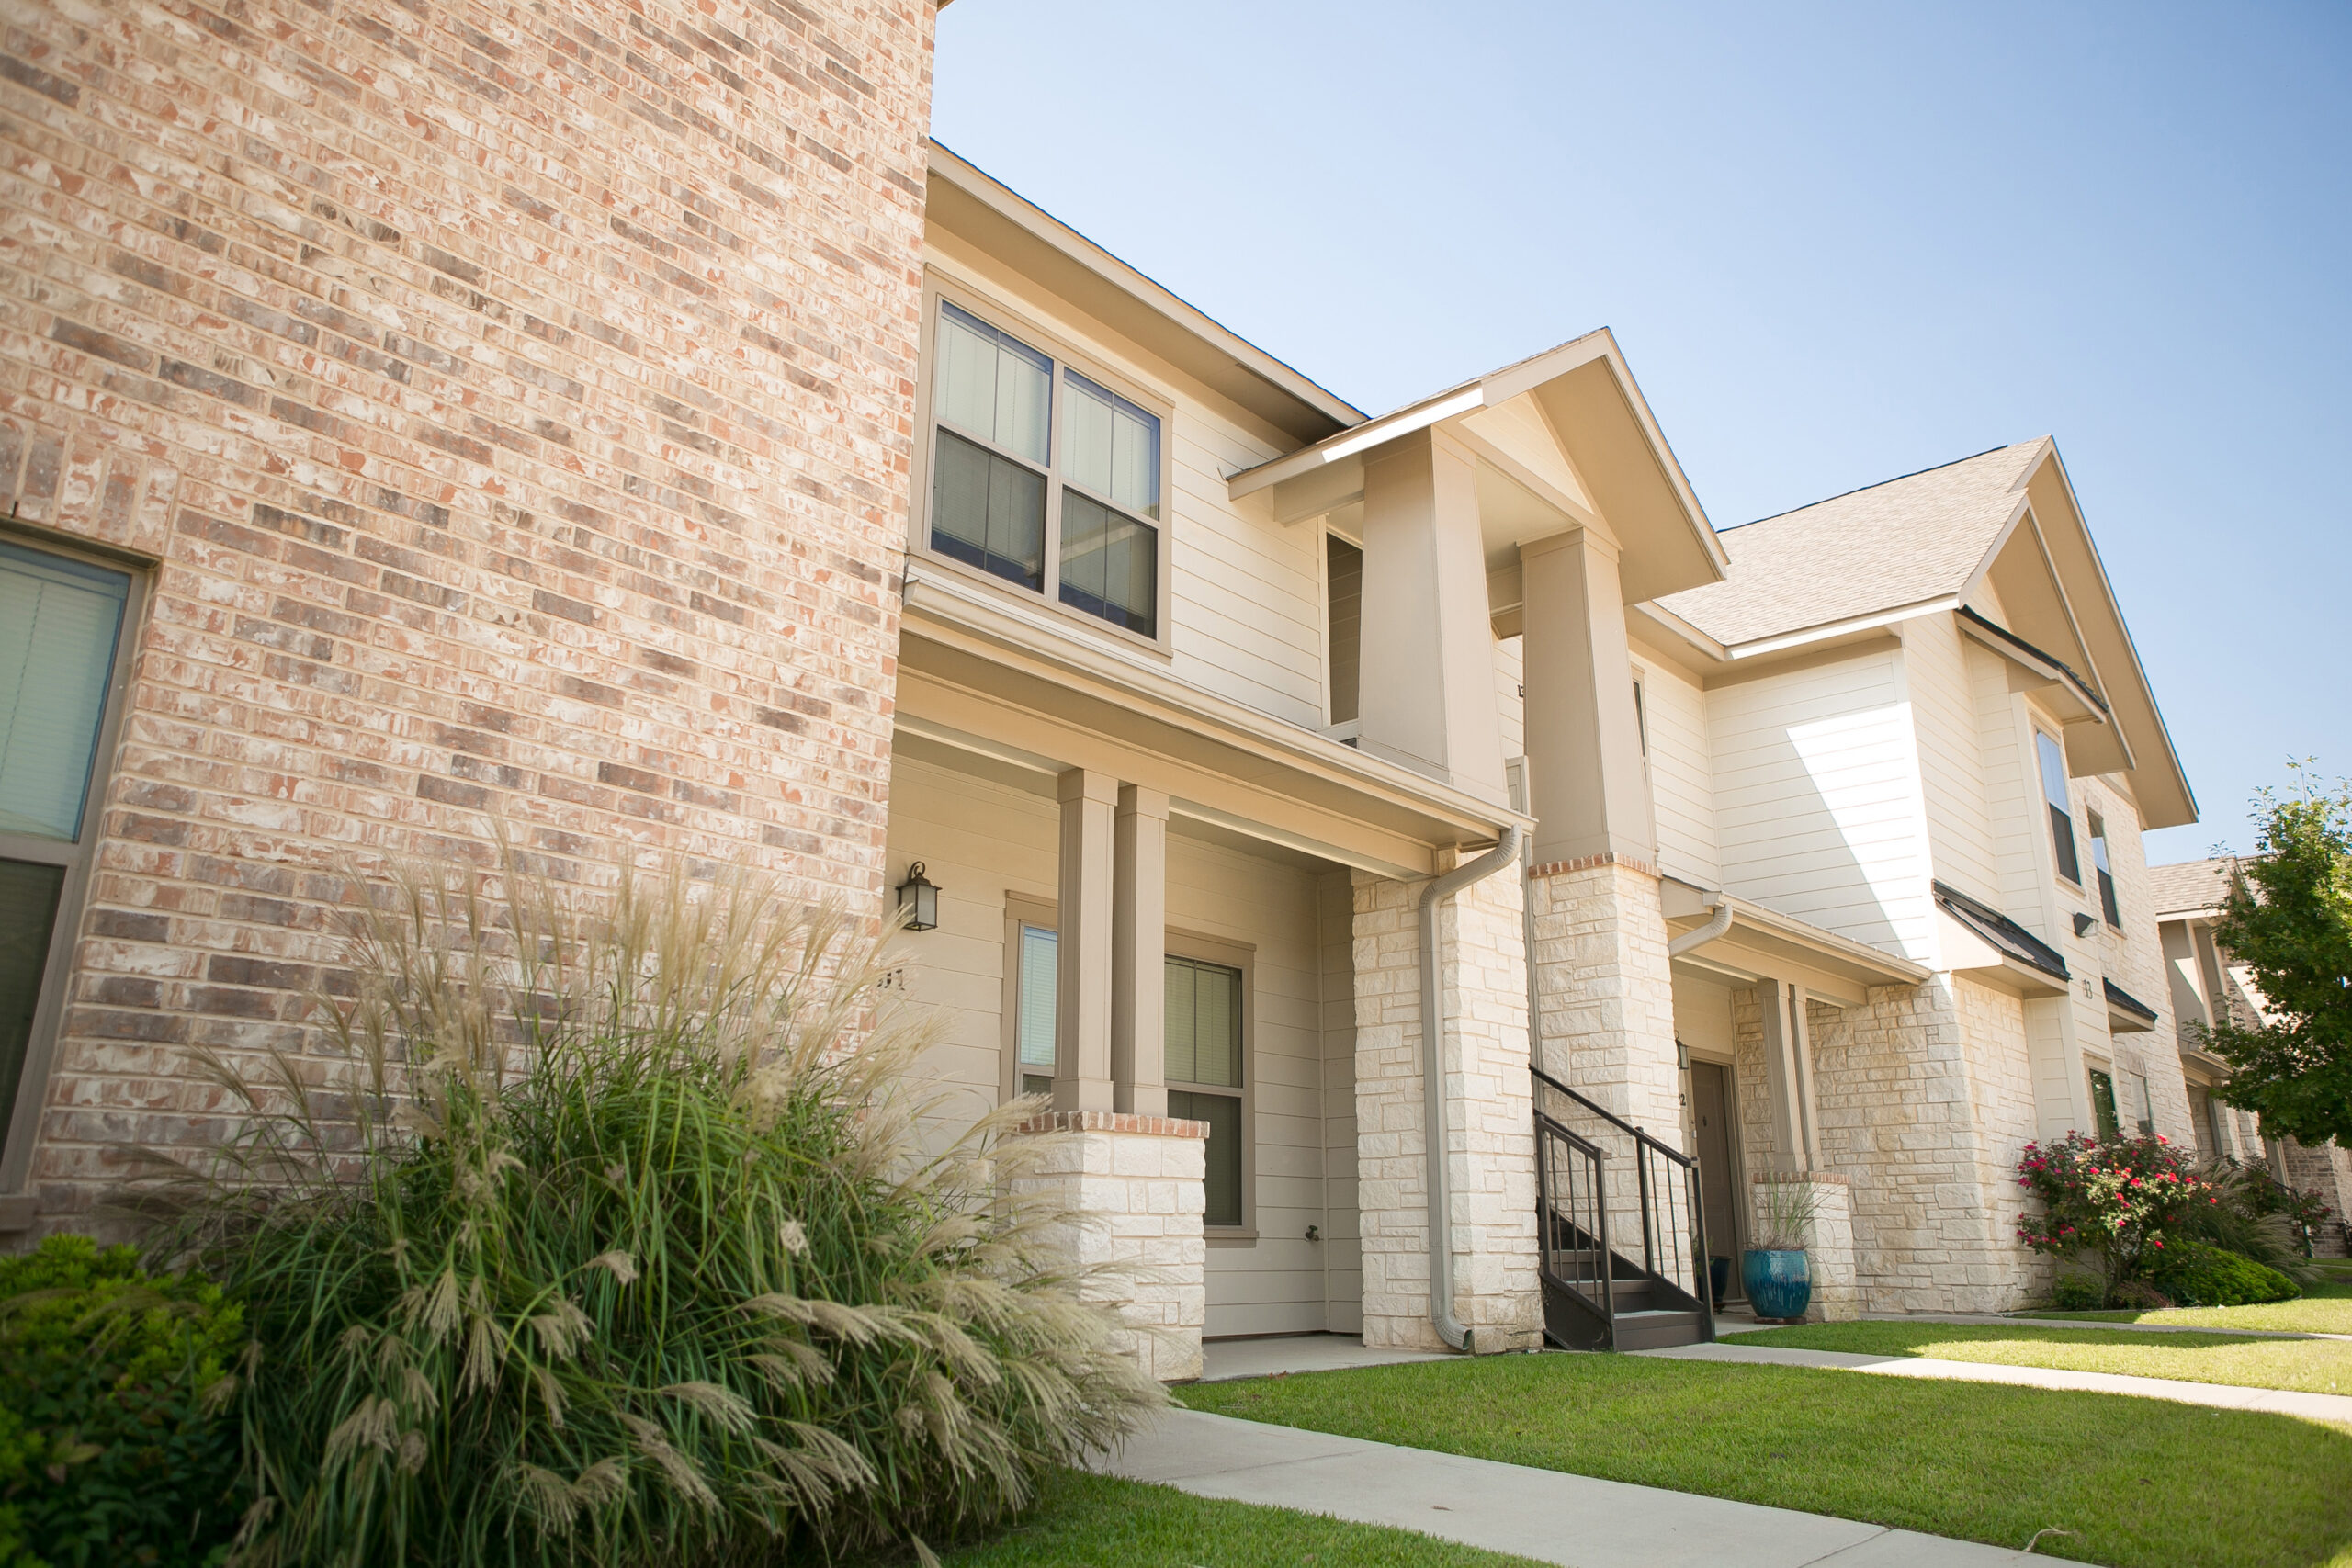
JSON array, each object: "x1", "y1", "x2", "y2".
[{"x1": 2016, "y1": 1131, "x2": 2211, "y2": 1294}]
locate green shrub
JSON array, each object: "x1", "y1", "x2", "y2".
[
  {"x1": 2151, "y1": 1241, "x2": 2301, "y2": 1307},
  {"x1": 2105, "y1": 1279, "x2": 2174, "y2": 1311},
  {"x1": 2050, "y1": 1273, "x2": 2103, "y2": 1312},
  {"x1": 144, "y1": 862, "x2": 1162, "y2": 1568},
  {"x1": 0, "y1": 1234, "x2": 244, "y2": 1568}
]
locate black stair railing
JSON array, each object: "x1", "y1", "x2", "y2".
[
  {"x1": 1533, "y1": 1110, "x2": 1611, "y2": 1341},
  {"x1": 1531, "y1": 1065, "x2": 1714, "y2": 1345}
]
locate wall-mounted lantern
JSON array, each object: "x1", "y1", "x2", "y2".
[
  {"x1": 897, "y1": 862, "x2": 940, "y2": 932},
  {"x1": 2072, "y1": 911, "x2": 2098, "y2": 938}
]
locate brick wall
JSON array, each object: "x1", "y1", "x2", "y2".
[{"x1": 0, "y1": 0, "x2": 934, "y2": 1226}]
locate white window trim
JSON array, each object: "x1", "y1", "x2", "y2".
[
  {"x1": 1, "y1": 526, "x2": 148, "y2": 1202},
  {"x1": 910, "y1": 278, "x2": 1177, "y2": 658}
]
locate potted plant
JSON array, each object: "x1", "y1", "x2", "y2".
[{"x1": 1744, "y1": 1175, "x2": 1818, "y2": 1321}]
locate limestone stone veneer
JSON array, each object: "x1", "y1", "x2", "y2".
[{"x1": 1009, "y1": 1111, "x2": 1208, "y2": 1382}]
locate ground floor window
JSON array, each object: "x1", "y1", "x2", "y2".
[
  {"x1": 1165, "y1": 953, "x2": 1243, "y2": 1228},
  {"x1": 1, "y1": 537, "x2": 136, "y2": 1175},
  {"x1": 2132, "y1": 1071, "x2": 2155, "y2": 1137},
  {"x1": 1014, "y1": 922, "x2": 1057, "y2": 1098},
  {"x1": 2086, "y1": 1067, "x2": 2120, "y2": 1140}
]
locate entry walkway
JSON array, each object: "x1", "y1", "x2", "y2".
[
  {"x1": 1100, "y1": 1407, "x2": 2033, "y2": 1567},
  {"x1": 1641, "y1": 1340, "x2": 2352, "y2": 1427}
]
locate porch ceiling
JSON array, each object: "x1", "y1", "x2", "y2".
[{"x1": 1663, "y1": 878, "x2": 1928, "y2": 1008}]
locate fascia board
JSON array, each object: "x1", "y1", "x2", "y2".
[
  {"x1": 2029, "y1": 445, "x2": 2199, "y2": 829},
  {"x1": 1228, "y1": 387, "x2": 1482, "y2": 500},
  {"x1": 1723, "y1": 597, "x2": 1959, "y2": 660},
  {"x1": 1629, "y1": 601, "x2": 1732, "y2": 664}
]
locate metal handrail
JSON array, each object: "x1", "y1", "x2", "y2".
[
  {"x1": 1531, "y1": 1064, "x2": 1716, "y2": 1343},
  {"x1": 1532, "y1": 1111, "x2": 1611, "y2": 1339}
]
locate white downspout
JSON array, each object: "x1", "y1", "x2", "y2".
[
  {"x1": 1419, "y1": 825, "x2": 1523, "y2": 1353},
  {"x1": 1668, "y1": 892, "x2": 1732, "y2": 958}
]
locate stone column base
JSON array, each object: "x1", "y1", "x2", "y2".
[
  {"x1": 1750, "y1": 1172, "x2": 1858, "y2": 1323},
  {"x1": 1008, "y1": 1111, "x2": 1207, "y2": 1382}
]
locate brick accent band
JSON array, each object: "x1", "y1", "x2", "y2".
[
  {"x1": 1012, "y1": 1111, "x2": 1209, "y2": 1139},
  {"x1": 1529, "y1": 852, "x2": 1661, "y2": 880}
]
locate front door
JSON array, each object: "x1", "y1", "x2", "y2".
[{"x1": 1690, "y1": 1060, "x2": 1741, "y2": 1297}]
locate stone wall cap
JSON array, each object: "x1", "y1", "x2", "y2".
[
  {"x1": 1751, "y1": 1170, "x2": 1852, "y2": 1187},
  {"x1": 1012, "y1": 1111, "x2": 1208, "y2": 1139}
]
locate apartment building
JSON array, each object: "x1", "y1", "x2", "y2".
[
  {"x1": 2155, "y1": 859, "x2": 2352, "y2": 1255},
  {"x1": 2, "y1": 0, "x2": 2232, "y2": 1369}
]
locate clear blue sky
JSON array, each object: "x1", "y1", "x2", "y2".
[{"x1": 933, "y1": 2, "x2": 2350, "y2": 863}]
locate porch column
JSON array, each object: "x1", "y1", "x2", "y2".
[
  {"x1": 1356, "y1": 429, "x2": 1508, "y2": 802},
  {"x1": 1056, "y1": 769, "x2": 1117, "y2": 1112},
  {"x1": 1520, "y1": 526, "x2": 1654, "y2": 868},
  {"x1": 1757, "y1": 977, "x2": 1820, "y2": 1171},
  {"x1": 1113, "y1": 784, "x2": 1169, "y2": 1117}
]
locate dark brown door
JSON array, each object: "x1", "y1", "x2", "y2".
[{"x1": 1690, "y1": 1060, "x2": 1740, "y2": 1288}]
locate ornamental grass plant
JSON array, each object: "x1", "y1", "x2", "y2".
[{"x1": 131, "y1": 856, "x2": 1163, "y2": 1568}]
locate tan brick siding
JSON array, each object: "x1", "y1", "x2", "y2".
[{"x1": 0, "y1": 0, "x2": 933, "y2": 1225}]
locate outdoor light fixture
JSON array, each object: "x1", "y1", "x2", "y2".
[
  {"x1": 2073, "y1": 911, "x2": 2098, "y2": 937},
  {"x1": 897, "y1": 862, "x2": 940, "y2": 931}
]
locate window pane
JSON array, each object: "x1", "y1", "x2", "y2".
[
  {"x1": 2087, "y1": 1069, "x2": 2120, "y2": 1140},
  {"x1": 0, "y1": 858, "x2": 66, "y2": 1163},
  {"x1": 2035, "y1": 731, "x2": 2080, "y2": 884},
  {"x1": 1059, "y1": 491, "x2": 1157, "y2": 638},
  {"x1": 933, "y1": 429, "x2": 1046, "y2": 591},
  {"x1": 1062, "y1": 370, "x2": 1159, "y2": 519},
  {"x1": 1018, "y1": 925, "x2": 1057, "y2": 1069},
  {"x1": 935, "y1": 300, "x2": 1050, "y2": 466},
  {"x1": 1170, "y1": 1089, "x2": 1241, "y2": 1227},
  {"x1": 1325, "y1": 535, "x2": 1362, "y2": 726},
  {"x1": 1165, "y1": 956, "x2": 1241, "y2": 1089},
  {"x1": 2133, "y1": 1073, "x2": 2154, "y2": 1136},
  {"x1": 0, "y1": 542, "x2": 130, "y2": 842}
]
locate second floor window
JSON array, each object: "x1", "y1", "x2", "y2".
[
  {"x1": 2087, "y1": 810, "x2": 2121, "y2": 928},
  {"x1": 2035, "y1": 729, "x2": 2081, "y2": 886},
  {"x1": 928, "y1": 299, "x2": 1162, "y2": 641}
]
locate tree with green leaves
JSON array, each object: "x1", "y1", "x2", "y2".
[{"x1": 2202, "y1": 766, "x2": 2352, "y2": 1149}]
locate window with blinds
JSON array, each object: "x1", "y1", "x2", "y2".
[
  {"x1": 1015, "y1": 924, "x2": 1057, "y2": 1098},
  {"x1": 2087, "y1": 810, "x2": 2121, "y2": 928},
  {"x1": 1, "y1": 539, "x2": 134, "y2": 1170},
  {"x1": 926, "y1": 296, "x2": 1163, "y2": 642},
  {"x1": 2036, "y1": 729, "x2": 2081, "y2": 886},
  {"x1": 1165, "y1": 954, "x2": 1243, "y2": 1228}
]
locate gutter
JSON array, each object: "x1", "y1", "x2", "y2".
[{"x1": 1419, "y1": 826, "x2": 1523, "y2": 1352}]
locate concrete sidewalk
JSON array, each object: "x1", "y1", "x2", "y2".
[
  {"x1": 1098, "y1": 1407, "x2": 2035, "y2": 1567},
  {"x1": 1641, "y1": 1340, "x2": 2352, "y2": 1427}
]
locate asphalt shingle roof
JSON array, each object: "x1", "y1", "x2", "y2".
[
  {"x1": 1654, "y1": 442, "x2": 2046, "y2": 647},
  {"x1": 2148, "y1": 858, "x2": 2236, "y2": 918}
]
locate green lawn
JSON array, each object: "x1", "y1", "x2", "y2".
[
  {"x1": 927, "y1": 1469, "x2": 1545, "y2": 1567},
  {"x1": 2024, "y1": 1278, "x2": 2352, "y2": 1335},
  {"x1": 1178, "y1": 1353, "x2": 2352, "y2": 1568},
  {"x1": 1736, "y1": 1318, "x2": 2352, "y2": 1396}
]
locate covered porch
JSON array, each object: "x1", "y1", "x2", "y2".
[{"x1": 883, "y1": 578, "x2": 1529, "y2": 1373}]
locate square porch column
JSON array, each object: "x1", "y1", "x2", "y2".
[
  {"x1": 1056, "y1": 769, "x2": 1117, "y2": 1112},
  {"x1": 1356, "y1": 429, "x2": 1509, "y2": 803},
  {"x1": 1113, "y1": 784, "x2": 1169, "y2": 1117},
  {"x1": 1757, "y1": 977, "x2": 1822, "y2": 1172}
]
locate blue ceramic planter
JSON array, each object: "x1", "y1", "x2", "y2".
[{"x1": 1743, "y1": 1248, "x2": 1811, "y2": 1321}]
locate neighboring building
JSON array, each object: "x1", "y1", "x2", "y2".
[
  {"x1": 0, "y1": 0, "x2": 937, "y2": 1235},
  {"x1": 1, "y1": 0, "x2": 2238, "y2": 1365},
  {"x1": 2154, "y1": 858, "x2": 2352, "y2": 1256}
]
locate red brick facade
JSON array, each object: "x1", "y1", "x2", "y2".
[{"x1": 0, "y1": 0, "x2": 934, "y2": 1226}]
